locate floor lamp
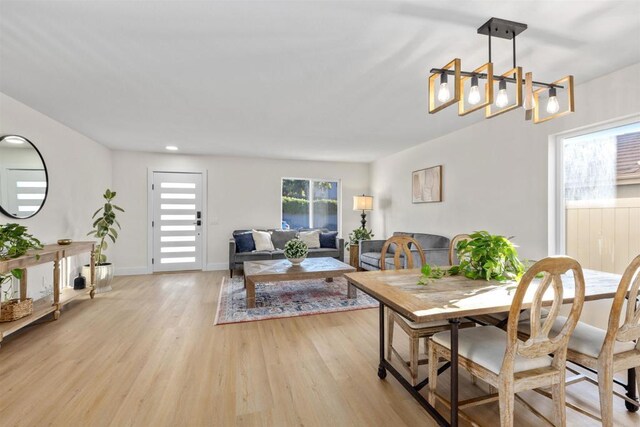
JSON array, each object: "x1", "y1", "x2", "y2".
[{"x1": 353, "y1": 194, "x2": 373, "y2": 229}]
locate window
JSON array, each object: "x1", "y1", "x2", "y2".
[
  {"x1": 557, "y1": 120, "x2": 640, "y2": 274},
  {"x1": 281, "y1": 178, "x2": 340, "y2": 231}
]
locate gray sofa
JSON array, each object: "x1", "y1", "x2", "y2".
[
  {"x1": 359, "y1": 232, "x2": 450, "y2": 271},
  {"x1": 229, "y1": 228, "x2": 344, "y2": 277}
]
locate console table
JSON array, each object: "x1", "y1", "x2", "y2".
[{"x1": 0, "y1": 241, "x2": 96, "y2": 347}]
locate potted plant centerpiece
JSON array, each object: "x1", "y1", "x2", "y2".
[
  {"x1": 0, "y1": 223, "x2": 43, "y2": 322},
  {"x1": 284, "y1": 238, "x2": 308, "y2": 265},
  {"x1": 419, "y1": 231, "x2": 525, "y2": 284},
  {"x1": 84, "y1": 189, "x2": 124, "y2": 293}
]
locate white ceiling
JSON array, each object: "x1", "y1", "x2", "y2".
[{"x1": 1, "y1": 1, "x2": 639, "y2": 162}]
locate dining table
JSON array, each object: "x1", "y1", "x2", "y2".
[{"x1": 344, "y1": 267, "x2": 639, "y2": 427}]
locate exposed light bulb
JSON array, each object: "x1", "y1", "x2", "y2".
[
  {"x1": 468, "y1": 75, "x2": 481, "y2": 105},
  {"x1": 437, "y1": 73, "x2": 450, "y2": 102},
  {"x1": 495, "y1": 80, "x2": 509, "y2": 108},
  {"x1": 546, "y1": 87, "x2": 560, "y2": 114}
]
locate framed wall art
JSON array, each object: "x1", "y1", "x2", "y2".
[{"x1": 412, "y1": 165, "x2": 442, "y2": 203}]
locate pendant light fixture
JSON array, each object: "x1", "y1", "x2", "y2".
[{"x1": 428, "y1": 17, "x2": 574, "y2": 123}]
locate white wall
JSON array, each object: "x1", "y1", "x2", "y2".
[
  {"x1": 110, "y1": 151, "x2": 369, "y2": 273},
  {"x1": 0, "y1": 92, "x2": 112, "y2": 299},
  {"x1": 369, "y1": 63, "x2": 640, "y2": 327}
]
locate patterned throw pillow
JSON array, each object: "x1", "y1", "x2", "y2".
[
  {"x1": 319, "y1": 231, "x2": 338, "y2": 249},
  {"x1": 234, "y1": 232, "x2": 255, "y2": 253},
  {"x1": 299, "y1": 230, "x2": 321, "y2": 249}
]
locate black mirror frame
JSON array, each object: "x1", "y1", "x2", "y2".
[{"x1": 0, "y1": 134, "x2": 49, "y2": 219}]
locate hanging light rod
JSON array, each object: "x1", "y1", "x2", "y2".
[
  {"x1": 427, "y1": 17, "x2": 575, "y2": 123},
  {"x1": 428, "y1": 68, "x2": 564, "y2": 89}
]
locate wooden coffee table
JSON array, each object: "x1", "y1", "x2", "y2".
[{"x1": 243, "y1": 257, "x2": 357, "y2": 309}]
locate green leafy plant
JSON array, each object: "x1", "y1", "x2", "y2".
[
  {"x1": 284, "y1": 238, "x2": 308, "y2": 259},
  {"x1": 449, "y1": 231, "x2": 524, "y2": 282},
  {"x1": 418, "y1": 263, "x2": 446, "y2": 285},
  {"x1": 346, "y1": 228, "x2": 374, "y2": 249},
  {"x1": 87, "y1": 189, "x2": 124, "y2": 265},
  {"x1": 0, "y1": 223, "x2": 43, "y2": 301}
]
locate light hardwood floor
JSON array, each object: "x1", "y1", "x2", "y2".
[{"x1": 0, "y1": 271, "x2": 638, "y2": 426}]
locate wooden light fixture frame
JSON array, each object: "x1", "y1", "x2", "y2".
[
  {"x1": 533, "y1": 75, "x2": 575, "y2": 124},
  {"x1": 485, "y1": 67, "x2": 523, "y2": 119},
  {"x1": 458, "y1": 62, "x2": 494, "y2": 116},
  {"x1": 428, "y1": 58, "x2": 461, "y2": 114}
]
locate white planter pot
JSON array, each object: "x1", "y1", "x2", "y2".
[
  {"x1": 286, "y1": 255, "x2": 307, "y2": 266},
  {"x1": 82, "y1": 263, "x2": 115, "y2": 293}
]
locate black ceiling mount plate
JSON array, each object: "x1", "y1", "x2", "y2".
[{"x1": 477, "y1": 17, "x2": 528, "y2": 40}]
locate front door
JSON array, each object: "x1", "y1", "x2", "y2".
[{"x1": 152, "y1": 172, "x2": 204, "y2": 272}]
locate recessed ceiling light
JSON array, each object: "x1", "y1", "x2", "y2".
[
  {"x1": 165, "y1": 146, "x2": 178, "y2": 151},
  {"x1": 5, "y1": 136, "x2": 25, "y2": 144}
]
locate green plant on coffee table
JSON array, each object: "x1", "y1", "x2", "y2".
[
  {"x1": 0, "y1": 223, "x2": 43, "y2": 301},
  {"x1": 346, "y1": 228, "x2": 374, "y2": 249},
  {"x1": 87, "y1": 189, "x2": 124, "y2": 265},
  {"x1": 449, "y1": 231, "x2": 524, "y2": 282},
  {"x1": 284, "y1": 238, "x2": 308, "y2": 259}
]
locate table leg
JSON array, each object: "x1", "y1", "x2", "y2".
[
  {"x1": 378, "y1": 303, "x2": 387, "y2": 379},
  {"x1": 626, "y1": 368, "x2": 639, "y2": 412},
  {"x1": 347, "y1": 282, "x2": 357, "y2": 299},
  {"x1": 246, "y1": 278, "x2": 256, "y2": 309},
  {"x1": 89, "y1": 247, "x2": 96, "y2": 299},
  {"x1": 53, "y1": 258, "x2": 61, "y2": 320},
  {"x1": 19, "y1": 269, "x2": 27, "y2": 301},
  {"x1": 449, "y1": 318, "x2": 460, "y2": 427}
]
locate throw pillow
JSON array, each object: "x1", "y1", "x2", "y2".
[
  {"x1": 299, "y1": 230, "x2": 321, "y2": 249},
  {"x1": 319, "y1": 231, "x2": 338, "y2": 249},
  {"x1": 252, "y1": 230, "x2": 275, "y2": 251},
  {"x1": 270, "y1": 229, "x2": 298, "y2": 250},
  {"x1": 234, "y1": 232, "x2": 255, "y2": 253}
]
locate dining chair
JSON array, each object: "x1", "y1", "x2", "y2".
[
  {"x1": 448, "y1": 233, "x2": 470, "y2": 266},
  {"x1": 530, "y1": 254, "x2": 640, "y2": 427},
  {"x1": 428, "y1": 256, "x2": 586, "y2": 427},
  {"x1": 382, "y1": 235, "x2": 474, "y2": 386}
]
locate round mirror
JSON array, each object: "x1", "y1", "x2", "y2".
[{"x1": 0, "y1": 135, "x2": 49, "y2": 219}]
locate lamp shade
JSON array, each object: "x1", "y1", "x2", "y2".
[{"x1": 353, "y1": 195, "x2": 373, "y2": 211}]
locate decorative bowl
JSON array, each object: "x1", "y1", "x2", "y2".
[
  {"x1": 286, "y1": 256, "x2": 306, "y2": 266},
  {"x1": 57, "y1": 239, "x2": 72, "y2": 245}
]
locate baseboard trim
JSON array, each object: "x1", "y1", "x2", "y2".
[
  {"x1": 206, "y1": 263, "x2": 228, "y2": 271},
  {"x1": 114, "y1": 267, "x2": 150, "y2": 276}
]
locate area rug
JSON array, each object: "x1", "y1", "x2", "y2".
[{"x1": 214, "y1": 276, "x2": 378, "y2": 325}]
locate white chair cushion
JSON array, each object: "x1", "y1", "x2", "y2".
[
  {"x1": 431, "y1": 326, "x2": 553, "y2": 375},
  {"x1": 486, "y1": 308, "x2": 549, "y2": 323},
  {"x1": 520, "y1": 316, "x2": 637, "y2": 359},
  {"x1": 399, "y1": 317, "x2": 450, "y2": 329}
]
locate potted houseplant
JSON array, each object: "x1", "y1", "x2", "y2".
[
  {"x1": 419, "y1": 231, "x2": 525, "y2": 284},
  {"x1": 284, "y1": 238, "x2": 308, "y2": 265},
  {"x1": 84, "y1": 189, "x2": 124, "y2": 293},
  {"x1": 0, "y1": 223, "x2": 43, "y2": 322},
  {"x1": 346, "y1": 227, "x2": 374, "y2": 268}
]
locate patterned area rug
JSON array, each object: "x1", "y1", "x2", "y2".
[{"x1": 215, "y1": 276, "x2": 378, "y2": 325}]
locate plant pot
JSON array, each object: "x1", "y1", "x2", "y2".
[
  {"x1": 82, "y1": 263, "x2": 114, "y2": 293},
  {"x1": 0, "y1": 298, "x2": 33, "y2": 322},
  {"x1": 286, "y1": 255, "x2": 307, "y2": 266}
]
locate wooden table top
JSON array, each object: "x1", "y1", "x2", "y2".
[
  {"x1": 0, "y1": 241, "x2": 95, "y2": 274},
  {"x1": 344, "y1": 268, "x2": 622, "y2": 323},
  {"x1": 244, "y1": 257, "x2": 355, "y2": 280}
]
